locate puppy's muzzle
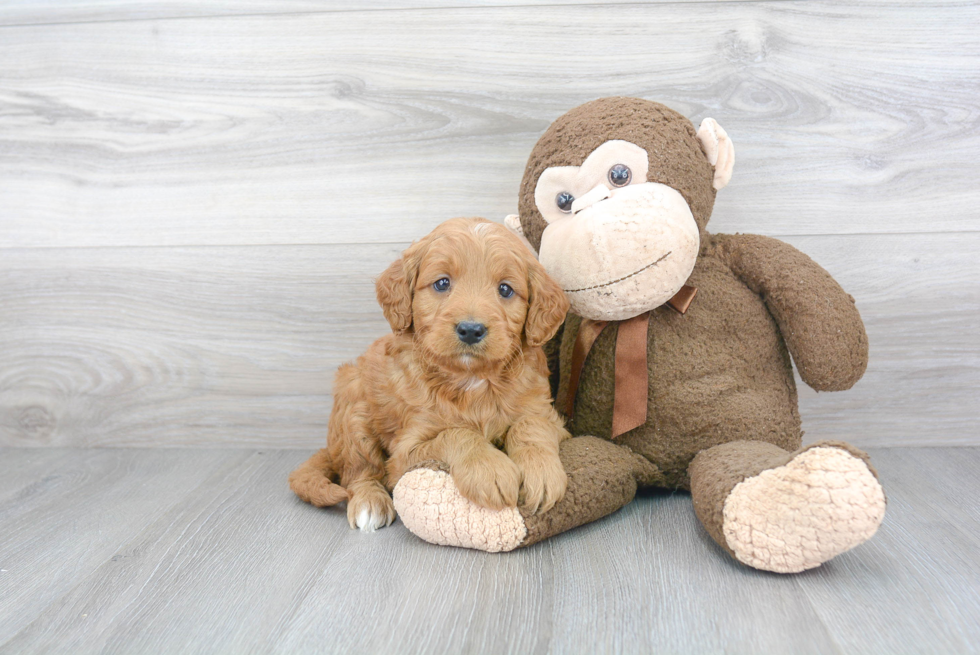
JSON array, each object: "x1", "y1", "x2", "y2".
[{"x1": 456, "y1": 321, "x2": 487, "y2": 345}]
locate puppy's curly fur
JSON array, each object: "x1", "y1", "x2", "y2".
[{"x1": 289, "y1": 218, "x2": 571, "y2": 531}]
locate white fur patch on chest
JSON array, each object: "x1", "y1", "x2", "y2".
[{"x1": 459, "y1": 377, "x2": 487, "y2": 392}]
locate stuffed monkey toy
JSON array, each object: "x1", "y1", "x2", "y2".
[{"x1": 393, "y1": 97, "x2": 885, "y2": 573}]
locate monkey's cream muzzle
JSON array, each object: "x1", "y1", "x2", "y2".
[
  {"x1": 538, "y1": 183, "x2": 700, "y2": 321},
  {"x1": 571, "y1": 184, "x2": 612, "y2": 214}
]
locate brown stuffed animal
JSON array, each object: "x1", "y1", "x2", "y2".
[{"x1": 393, "y1": 97, "x2": 885, "y2": 572}]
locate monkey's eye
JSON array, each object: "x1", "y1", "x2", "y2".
[
  {"x1": 608, "y1": 164, "x2": 631, "y2": 187},
  {"x1": 555, "y1": 192, "x2": 574, "y2": 213},
  {"x1": 433, "y1": 278, "x2": 451, "y2": 292},
  {"x1": 498, "y1": 283, "x2": 515, "y2": 299}
]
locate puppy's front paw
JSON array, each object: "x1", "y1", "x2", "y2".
[
  {"x1": 452, "y1": 447, "x2": 521, "y2": 511},
  {"x1": 346, "y1": 484, "x2": 396, "y2": 532},
  {"x1": 515, "y1": 451, "x2": 567, "y2": 515}
]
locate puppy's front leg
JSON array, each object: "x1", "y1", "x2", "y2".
[
  {"x1": 346, "y1": 478, "x2": 396, "y2": 533},
  {"x1": 402, "y1": 428, "x2": 521, "y2": 511},
  {"x1": 505, "y1": 415, "x2": 570, "y2": 514}
]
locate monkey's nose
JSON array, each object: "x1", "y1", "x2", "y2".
[
  {"x1": 572, "y1": 184, "x2": 611, "y2": 214},
  {"x1": 456, "y1": 321, "x2": 487, "y2": 345}
]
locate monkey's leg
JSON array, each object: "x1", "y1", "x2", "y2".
[
  {"x1": 689, "y1": 440, "x2": 886, "y2": 573},
  {"x1": 392, "y1": 436, "x2": 661, "y2": 552}
]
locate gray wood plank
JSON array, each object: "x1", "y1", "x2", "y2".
[
  {"x1": 1, "y1": 2, "x2": 978, "y2": 248},
  {"x1": 0, "y1": 450, "x2": 424, "y2": 654},
  {"x1": 544, "y1": 491, "x2": 841, "y2": 654},
  {"x1": 271, "y1": 518, "x2": 556, "y2": 654},
  {"x1": 858, "y1": 448, "x2": 980, "y2": 551},
  {"x1": 0, "y1": 0, "x2": 792, "y2": 28},
  {"x1": 1, "y1": 232, "x2": 976, "y2": 449},
  {"x1": 0, "y1": 449, "x2": 77, "y2": 506},
  {"x1": 791, "y1": 233, "x2": 980, "y2": 447},
  {"x1": 0, "y1": 243, "x2": 398, "y2": 449},
  {"x1": 2, "y1": 447, "x2": 977, "y2": 654},
  {"x1": 792, "y1": 447, "x2": 980, "y2": 653},
  {"x1": 0, "y1": 448, "x2": 242, "y2": 644}
]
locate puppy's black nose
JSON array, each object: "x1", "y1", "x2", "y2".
[{"x1": 456, "y1": 321, "x2": 487, "y2": 345}]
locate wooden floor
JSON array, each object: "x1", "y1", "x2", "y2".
[{"x1": 0, "y1": 447, "x2": 977, "y2": 654}]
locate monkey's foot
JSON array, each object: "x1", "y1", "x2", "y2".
[
  {"x1": 722, "y1": 445, "x2": 886, "y2": 573},
  {"x1": 393, "y1": 436, "x2": 655, "y2": 552},
  {"x1": 393, "y1": 463, "x2": 527, "y2": 553}
]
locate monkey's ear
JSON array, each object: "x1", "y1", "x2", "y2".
[
  {"x1": 524, "y1": 259, "x2": 569, "y2": 347},
  {"x1": 697, "y1": 118, "x2": 735, "y2": 191},
  {"x1": 504, "y1": 214, "x2": 539, "y2": 255},
  {"x1": 375, "y1": 257, "x2": 414, "y2": 334}
]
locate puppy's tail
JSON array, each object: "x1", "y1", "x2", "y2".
[{"x1": 289, "y1": 449, "x2": 350, "y2": 507}]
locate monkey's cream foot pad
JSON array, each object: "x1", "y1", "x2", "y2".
[
  {"x1": 723, "y1": 446, "x2": 886, "y2": 573},
  {"x1": 393, "y1": 468, "x2": 527, "y2": 552}
]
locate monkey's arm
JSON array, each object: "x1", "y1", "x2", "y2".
[{"x1": 715, "y1": 234, "x2": 868, "y2": 391}]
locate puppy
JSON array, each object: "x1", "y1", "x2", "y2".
[{"x1": 289, "y1": 217, "x2": 571, "y2": 531}]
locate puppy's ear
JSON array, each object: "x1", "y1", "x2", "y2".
[
  {"x1": 524, "y1": 258, "x2": 569, "y2": 347},
  {"x1": 376, "y1": 257, "x2": 413, "y2": 334},
  {"x1": 376, "y1": 238, "x2": 431, "y2": 334}
]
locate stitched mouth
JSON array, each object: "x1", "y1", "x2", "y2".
[{"x1": 562, "y1": 252, "x2": 672, "y2": 293}]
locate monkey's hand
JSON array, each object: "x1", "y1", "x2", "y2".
[{"x1": 716, "y1": 233, "x2": 868, "y2": 391}]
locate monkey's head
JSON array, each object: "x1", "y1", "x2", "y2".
[{"x1": 512, "y1": 97, "x2": 734, "y2": 321}]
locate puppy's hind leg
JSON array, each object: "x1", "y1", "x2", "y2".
[
  {"x1": 334, "y1": 374, "x2": 396, "y2": 531},
  {"x1": 289, "y1": 449, "x2": 350, "y2": 507},
  {"x1": 341, "y1": 424, "x2": 396, "y2": 532}
]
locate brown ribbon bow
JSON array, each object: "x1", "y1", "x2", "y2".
[{"x1": 559, "y1": 285, "x2": 697, "y2": 439}]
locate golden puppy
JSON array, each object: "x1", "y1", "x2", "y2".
[{"x1": 289, "y1": 217, "x2": 571, "y2": 531}]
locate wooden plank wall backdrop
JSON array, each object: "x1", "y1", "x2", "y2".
[{"x1": 0, "y1": 0, "x2": 977, "y2": 448}]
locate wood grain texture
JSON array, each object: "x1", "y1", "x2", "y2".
[
  {"x1": 545, "y1": 488, "x2": 842, "y2": 654},
  {"x1": 0, "y1": 450, "x2": 329, "y2": 653},
  {"x1": 1, "y1": 447, "x2": 977, "y2": 653},
  {"x1": 0, "y1": 448, "x2": 238, "y2": 643},
  {"x1": 0, "y1": 449, "x2": 73, "y2": 506},
  {"x1": 1, "y1": 232, "x2": 976, "y2": 449},
  {"x1": 1, "y1": 2, "x2": 978, "y2": 248},
  {"x1": 0, "y1": 243, "x2": 398, "y2": 448},
  {"x1": 794, "y1": 447, "x2": 980, "y2": 653},
  {"x1": 0, "y1": 0, "x2": 792, "y2": 28},
  {"x1": 791, "y1": 232, "x2": 980, "y2": 446}
]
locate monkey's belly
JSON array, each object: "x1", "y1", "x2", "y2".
[
  {"x1": 629, "y1": 378, "x2": 802, "y2": 489},
  {"x1": 569, "y1": 370, "x2": 802, "y2": 489},
  {"x1": 563, "y1": 265, "x2": 803, "y2": 489}
]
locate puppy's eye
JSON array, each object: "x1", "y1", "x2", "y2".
[
  {"x1": 608, "y1": 164, "x2": 631, "y2": 187},
  {"x1": 433, "y1": 278, "x2": 450, "y2": 292},
  {"x1": 498, "y1": 283, "x2": 515, "y2": 299},
  {"x1": 555, "y1": 192, "x2": 574, "y2": 213}
]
